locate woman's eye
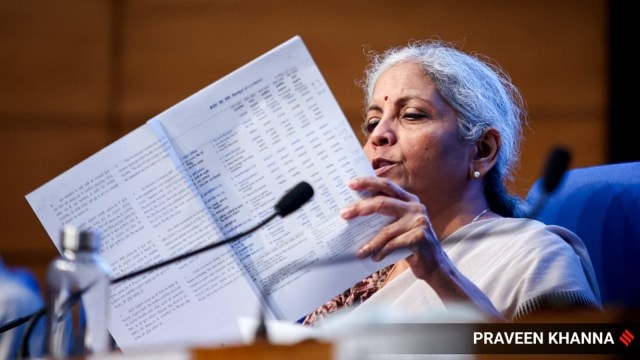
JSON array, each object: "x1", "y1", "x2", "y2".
[
  {"x1": 403, "y1": 112, "x2": 427, "y2": 120},
  {"x1": 363, "y1": 118, "x2": 379, "y2": 134}
]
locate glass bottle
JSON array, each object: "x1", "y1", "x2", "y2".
[{"x1": 45, "y1": 225, "x2": 112, "y2": 358}]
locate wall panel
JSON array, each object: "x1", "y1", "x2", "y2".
[{"x1": 0, "y1": 0, "x2": 111, "y2": 119}]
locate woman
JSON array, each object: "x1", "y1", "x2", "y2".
[{"x1": 303, "y1": 41, "x2": 601, "y2": 325}]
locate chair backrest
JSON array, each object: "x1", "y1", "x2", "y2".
[{"x1": 526, "y1": 161, "x2": 640, "y2": 309}]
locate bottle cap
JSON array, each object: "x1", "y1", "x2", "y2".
[{"x1": 61, "y1": 225, "x2": 100, "y2": 252}]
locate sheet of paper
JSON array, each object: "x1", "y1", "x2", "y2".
[
  {"x1": 150, "y1": 36, "x2": 406, "y2": 321},
  {"x1": 26, "y1": 35, "x2": 407, "y2": 351}
]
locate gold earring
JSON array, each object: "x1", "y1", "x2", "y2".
[{"x1": 473, "y1": 170, "x2": 481, "y2": 178}]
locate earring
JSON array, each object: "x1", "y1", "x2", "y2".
[{"x1": 472, "y1": 170, "x2": 481, "y2": 178}]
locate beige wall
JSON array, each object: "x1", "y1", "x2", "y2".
[{"x1": 0, "y1": 0, "x2": 608, "y2": 288}]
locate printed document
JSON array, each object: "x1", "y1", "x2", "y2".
[{"x1": 26, "y1": 36, "x2": 405, "y2": 351}]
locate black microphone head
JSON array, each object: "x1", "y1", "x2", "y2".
[
  {"x1": 274, "y1": 181, "x2": 314, "y2": 217},
  {"x1": 542, "y1": 146, "x2": 571, "y2": 194}
]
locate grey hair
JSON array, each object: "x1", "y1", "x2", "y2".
[{"x1": 362, "y1": 41, "x2": 528, "y2": 217}]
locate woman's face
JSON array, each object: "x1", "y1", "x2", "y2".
[{"x1": 363, "y1": 61, "x2": 472, "y2": 206}]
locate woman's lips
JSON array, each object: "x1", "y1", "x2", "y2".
[{"x1": 373, "y1": 159, "x2": 398, "y2": 176}]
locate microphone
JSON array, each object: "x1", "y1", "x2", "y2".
[
  {"x1": 541, "y1": 146, "x2": 571, "y2": 194},
  {"x1": 527, "y1": 146, "x2": 571, "y2": 219},
  {"x1": 274, "y1": 181, "x2": 314, "y2": 217},
  {"x1": 3, "y1": 181, "x2": 314, "y2": 356}
]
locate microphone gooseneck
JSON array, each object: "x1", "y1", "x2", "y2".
[{"x1": 114, "y1": 181, "x2": 314, "y2": 284}]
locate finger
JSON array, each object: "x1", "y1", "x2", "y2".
[
  {"x1": 357, "y1": 211, "x2": 428, "y2": 258},
  {"x1": 356, "y1": 220, "x2": 406, "y2": 258},
  {"x1": 348, "y1": 177, "x2": 416, "y2": 202},
  {"x1": 371, "y1": 228, "x2": 426, "y2": 261},
  {"x1": 340, "y1": 195, "x2": 408, "y2": 220},
  {"x1": 357, "y1": 226, "x2": 417, "y2": 260}
]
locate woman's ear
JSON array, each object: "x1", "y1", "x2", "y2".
[{"x1": 469, "y1": 128, "x2": 501, "y2": 179}]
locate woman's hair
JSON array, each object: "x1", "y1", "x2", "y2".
[{"x1": 361, "y1": 40, "x2": 528, "y2": 217}]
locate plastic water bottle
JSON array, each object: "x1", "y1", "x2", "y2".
[{"x1": 45, "y1": 225, "x2": 113, "y2": 358}]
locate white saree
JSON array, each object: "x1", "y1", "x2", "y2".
[{"x1": 342, "y1": 217, "x2": 601, "y2": 321}]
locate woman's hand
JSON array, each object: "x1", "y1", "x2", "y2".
[
  {"x1": 341, "y1": 176, "x2": 447, "y2": 280},
  {"x1": 342, "y1": 176, "x2": 504, "y2": 321}
]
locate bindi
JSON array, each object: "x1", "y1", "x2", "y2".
[{"x1": 384, "y1": 95, "x2": 388, "y2": 101}]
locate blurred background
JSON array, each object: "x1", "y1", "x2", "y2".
[{"x1": 0, "y1": 0, "x2": 632, "y2": 290}]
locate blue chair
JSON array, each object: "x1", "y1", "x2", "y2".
[{"x1": 526, "y1": 161, "x2": 640, "y2": 309}]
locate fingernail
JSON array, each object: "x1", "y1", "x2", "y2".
[
  {"x1": 356, "y1": 244, "x2": 370, "y2": 258},
  {"x1": 340, "y1": 207, "x2": 352, "y2": 218}
]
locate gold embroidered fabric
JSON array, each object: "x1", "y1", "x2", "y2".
[{"x1": 302, "y1": 263, "x2": 394, "y2": 326}]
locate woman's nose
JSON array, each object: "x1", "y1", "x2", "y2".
[{"x1": 369, "y1": 118, "x2": 397, "y2": 147}]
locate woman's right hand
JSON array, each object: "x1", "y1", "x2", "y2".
[
  {"x1": 341, "y1": 176, "x2": 504, "y2": 321},
  {"x1": 340, "y1": 176, "x2": 447, "y2": 280}
]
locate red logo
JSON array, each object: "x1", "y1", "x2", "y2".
[{"x1": 620, "y1": 329, "x2": 634, "y2": 347}]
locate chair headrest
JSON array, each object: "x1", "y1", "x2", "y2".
[{"x1": 526, "y1": 161, "x2": 640, "y2": 308}]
